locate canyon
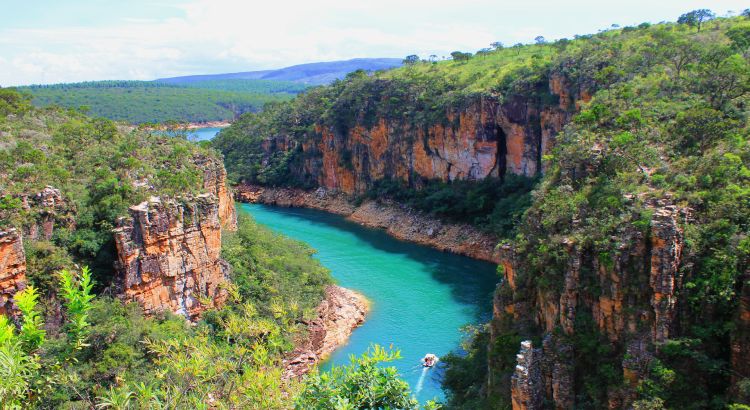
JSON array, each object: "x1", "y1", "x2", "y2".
[
  {"x1": 499, "y1": 200, "x2": 692, "y2": 409},
  {"x1": 251, "y1": 73, "x2": 589, "y2": 195},
  {"x1": 235, "y1": 183, "x2": 502, "y2": 264}
]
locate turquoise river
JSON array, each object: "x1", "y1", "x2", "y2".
[{"x1": 238, "y1": 203, "x2": 499, "y2": 403}]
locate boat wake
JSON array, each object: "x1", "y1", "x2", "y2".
[{"x1": 415, "y1": 367, "x2": 428, "y2": 396}]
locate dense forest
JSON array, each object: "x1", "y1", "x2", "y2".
[
  {"x1": 213, "y1": 10, "x2": 750, "y2": 410},
  {"x1": 15, "y1": 79, "x2": 308, "y2": 125},
  {"x1": 0, "y1": 89, "x2": 437, "y2": 409}
]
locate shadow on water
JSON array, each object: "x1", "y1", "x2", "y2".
[
  {"x1": 244, "y1": 204, "x2": 499, "y2": 326},
  {"x1": 239, "y1": 203, "x2": 500, "y2": 402}
]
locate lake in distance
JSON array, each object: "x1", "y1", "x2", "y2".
[
  {"x1": 239, "y1": 203, "x2": 499, "y2": 403},
  {"x1": 192, "y1": 126, "x2": 225, "y2": 142}
]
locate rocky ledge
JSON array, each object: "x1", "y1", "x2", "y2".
[
  {"x1": 282, "y1": 285, "x2": 368, "y2": 379},
  {"x1": 235, "y1": 184, "x2": 502, "y2": 264}
]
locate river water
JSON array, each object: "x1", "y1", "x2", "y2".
[
  {"x1": 191, "y1": 126, "x2": 225, "y2": 142},
  {"x1": 239, "y1": 203, "x2": 499, "y2": 403}
]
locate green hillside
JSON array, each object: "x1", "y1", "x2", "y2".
[
  {"x1": 17, "y1": 79, "x2": 308, "y2": 124},
  {"x1": 215, "y1": 11, "x2": 750, "y2": 410}
]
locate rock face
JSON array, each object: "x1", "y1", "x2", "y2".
[
  {"x1": 235, "y1": 183, "x2": 502, "y2": 263},
  {"x1": 254, "y1": 74, "x2": 586, "y2": 194},
  {"x1": 282, "y1": 285, "x2": 368, "y2": 379},
  {"x1": 493, "y1": 201, "x2": 690, "y2": 409},
  {"x1": 0, "y1": 228, "x2": 26, "y2": 316},
  {"x1": 113, "y1": 194, "x2": 230, "y2": 320},
  {"x1": 197, "y1": 156, "x2": 238, "y2": 231}
]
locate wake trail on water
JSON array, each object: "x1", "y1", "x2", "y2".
[{"x1": 416, "y1": 367, "x2": 428, "y2": 396}]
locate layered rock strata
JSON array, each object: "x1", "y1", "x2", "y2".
[
  {"x1": 113, "y1": 194, "x2": 230, "y2": 320},
  {"x1": 235, "y1": 184, "x2": 502, "y2": 263},
  {"x1": 0, "y1": 228, "x2": 26, "y2": 316},
  {"x1": 282, "y1": 285, "x2": 368, "y2": 379},
  {"x1": 253, "y1": 74, "x2": 589, "y2": 194},
  {"x1": 196, "y1": 156, "x2": 238, "y2": 231},
  {"x1": 496, "y1": 203, "x2": 689, "y2": 409}
]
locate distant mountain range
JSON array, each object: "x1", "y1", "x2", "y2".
[{"x1": 154, "y1": 58, "x2": 403, "y2": 86}]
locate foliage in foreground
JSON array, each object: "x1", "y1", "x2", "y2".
[{"x1": 297, "y1": 344, "x2": 441, "y2": 410}]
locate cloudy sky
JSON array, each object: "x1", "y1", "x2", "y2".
[{"x1": 1, "y1": 0, "x2": 747, "y2": 86}]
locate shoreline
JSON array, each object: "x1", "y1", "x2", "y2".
[
  {"x1": 186, "y1": 121, "x2": 231, "y2": 129},
  {"x1": 283, "y1": 285, "x2": 368, "y2": 379},
  {"x1": 234, "y1": 183, "x2": 502, "y2": 265}
]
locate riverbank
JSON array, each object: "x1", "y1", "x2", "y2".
[
  {"x1": 186, "y1": 120, "x2": 232, "y2": 129},
  {"x1": 283, "y1": 285, "x2": 368, "y2": 379},
  {"x1": 235, "y1": 184, "x2": 502, "y2": 264}
]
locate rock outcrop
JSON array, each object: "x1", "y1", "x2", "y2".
[
  {"x1": 113, "y1": 194, "x2": 230, "y2": 320},
  {"x1": 235, "y1": 184, "x2": 502, "y2": 263},
  {"x1": 253, "y1": 74, "x2": 586, "y2": 194},
  {"x1": 495, "y1": 202, "x2": 690, "y2": 409},
  {"x1": 0, "y1": 228, "x2": 26, "y2": 316},
  {"x1": 282, "y1": 285, "x2": 368, "y2": 379},
  {"x1": 197, "y1": 156, "x2": 237, "y2": 231}
]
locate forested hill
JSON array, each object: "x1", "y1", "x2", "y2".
[
  {"x1": 214, "y1": 10, "x2": 750, "y2": 409},
  {"x1": 17, "y1": 79, "x2": 308, "y2": 124},
  {"x1": 155, "y1": 57, "x2": 403, "y2": 85}
]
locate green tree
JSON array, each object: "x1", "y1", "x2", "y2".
[
  {"x1": 726, "y1": 26, "x2": 750, "y2": 54},
  {"x1": 490, "y1": 41, "x2": 504, "y2": 50},
  {"x1": 677, "y1": 9, "x2": 716, "y2": 32},
  {"x1": 403, "y1": 55, "x2": 420, "y2": 66},
  {"x1": 296, "y1": 344, "x2": 441, "y2": 410}
]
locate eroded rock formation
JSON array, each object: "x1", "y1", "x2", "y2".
[
  {"x1": 0, "y1": 228, "x2": 26, "y2": 316},
  {"x1": 496, "y1": 202, "x2": 689, "y2": 409},
  {"x1": 113, "y1": 194, "x2": 230, "y2": 320},
  {"x1": 282, "y1": 285, "x2": 368, "y2": 379},
  {"x1": 197, "y1": 156, "x2": 237, "y2": 231},
  {"x1": 254, "y1": 74, "x2": 587, "y2": 194}
]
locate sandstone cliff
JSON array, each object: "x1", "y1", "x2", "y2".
[
  {"x1": 251, "y1": 74, "x2": 588, "y2": 194},
  {"x1": 282, "y1": 285, "x2": 368, "y2": 379},
  {"x1": 0, "y1": 228, "x2": 26, "y2": 316},
  {"x1": 197, "y1": 156, "x2": 238, "y2": 231},
  {"x1": 113, "y1": 194, "x2": 230, "y2": 320},
  {"x1": 235, "y1": 183, "x2": 502, "y2": 263},
  {"x1": 493, "y1": 201, "x2": 691, "y2": 409}
]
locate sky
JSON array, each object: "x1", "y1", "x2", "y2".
[{"x1": 1, "y1": 0, "x2": 748, "y2": 86}]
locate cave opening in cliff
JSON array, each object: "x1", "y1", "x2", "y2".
[{"x1": 495, "y1": 126, "x2": 507, "y2": 180}]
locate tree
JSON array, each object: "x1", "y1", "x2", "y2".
[
  {"x1": 677, "y1": 9, "x2": 716, "y2": 32},
  {"x1": 513, "y1": 43, "x2": 524, "y2": 55},
  {"x1": 450, "y1": 51, "x2": 472, "y2": 63},
  {"x1": 403, "y1": 55, "x2": 420, "y2": 66},
  {"x1": 726, "y1": 26, "x2": 750, "y2": 54},
  {"x1": 553, "y1": 38, "x2": 572, "y2": 53},
  {"x1": 673, "y1": 107, "x2": 739, "y2": 153},
  {"x1": 535, "y1": 36, "x2": 547, "y2": 49},
  {"x1": 296, "y1": 344, "x2": 441, "y2": 410},
  {"x1": 491, "y1": 41, "x2": 504, "y2": 50}
]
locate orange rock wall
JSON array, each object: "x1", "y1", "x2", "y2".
[
  {"x1": 0, "y1": 228, "x2": 26, "y2": 316},
  {"x1": 258, "y1": 75, "x2": 579, "y2": 194},
  {"x1": 197, "y1": 156, "x2": 237, "y2": 231},
  {"x1": 494, "y1": 202, "x2": 690, "y2": 409},
  {"x1": 113, "y1": 194, "x2": 230, "y2": 320}
]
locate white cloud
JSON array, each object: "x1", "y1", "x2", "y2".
[
  {"x1": 121, "y1": 18, "x2": 159, "y2": 23},
  {"x1": 3, "y1": 0, "x2": 747, "y2": 85}
]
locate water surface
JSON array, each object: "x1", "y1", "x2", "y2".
[
  {"x1": 239, "y1": 203, "x2": 499, "y2": 403},
  {"x1": 191, "y1": 126, "x2": 225, "y2": 142}
]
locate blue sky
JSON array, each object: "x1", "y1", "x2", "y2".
[{"x1": 1, "y1": 0, "x2": 747, "y2": 86}]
